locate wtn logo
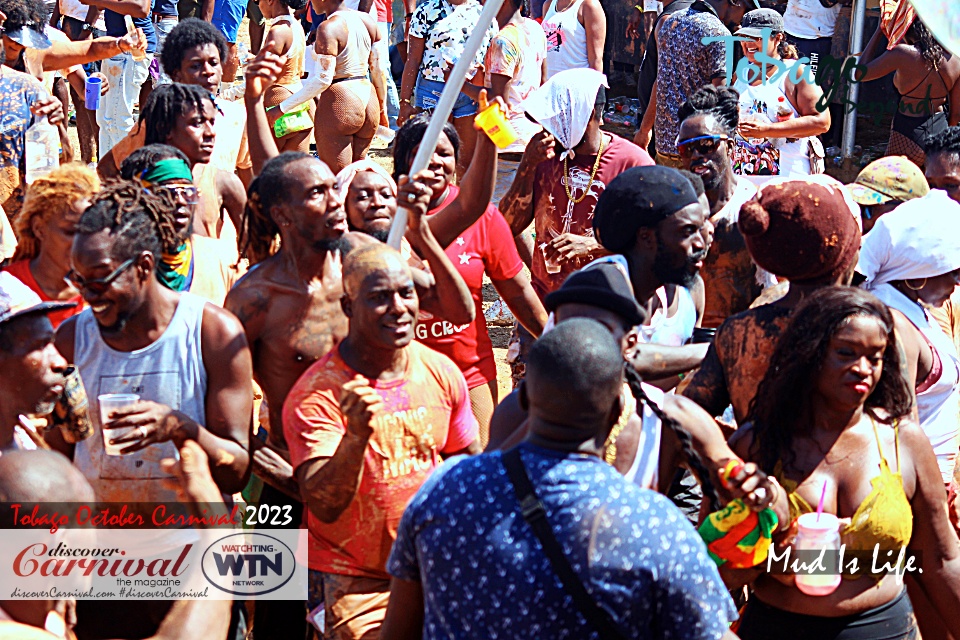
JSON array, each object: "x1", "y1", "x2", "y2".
[
  {"x1": 212, "y1": 549, "x2": 282, "y2": 577},
  {"x1": 202, "y1": 532, "x2": 300, "y2": 597}
]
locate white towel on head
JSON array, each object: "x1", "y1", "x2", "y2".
[
  {"x1": 858, "y1": 190, "x2": 960, "y2": 289},
  {"x1": 518, "y1": 68, "x2": 609, "y2": 159}
]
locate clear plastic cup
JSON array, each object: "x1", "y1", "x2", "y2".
[
  {"x1": 98, "y1": 394, "x2": 140, "y2": 456},
  {"x1": 540, "y1": 243, "x2": 561, "y2": 274},
  {"x1": 794, "y1": 512, "x2": 842, "y2": 596},
  {"x1": 474, "y1": 104, "x2": 519, "y2": 150}
]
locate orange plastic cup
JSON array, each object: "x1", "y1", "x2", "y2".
[{"x1": 475, "y1": 103, "x2": 518, "y2": 149}]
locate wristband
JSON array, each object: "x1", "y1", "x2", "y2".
[{"x1": 116, "y1": 36, "x2": 128, "y2": 54}]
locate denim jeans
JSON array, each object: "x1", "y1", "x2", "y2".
[
  {"x1": 493, "y1": 157, "x2": 520, "y2": 209},
  {"x1": 153, "y1": 16, "x2": 178, "y2": 84},
  {"x1": 377, "y1": 21, "x2": 400, "y2": 129},
  {"x1": 97, "y1": 53, "x2": 151, "y2": 155}
]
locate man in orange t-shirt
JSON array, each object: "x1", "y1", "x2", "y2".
[{"x1": 283, "y1": 243, "x2": 479, "y2": 640}]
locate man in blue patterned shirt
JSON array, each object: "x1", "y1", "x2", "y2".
[{"x1": 382, "y1": 318, "x2": 738, "y2": 640}]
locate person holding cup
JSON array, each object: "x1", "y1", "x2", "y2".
[
  {"x1": 53, "y1": 181, "x2": 253, "y2": 503},
  {"x1": 726, "y1": 286, "x2": 960, "y2": 639}
]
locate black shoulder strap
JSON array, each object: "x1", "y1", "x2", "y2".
[{"x1": 502, "y1": 448, "x2": 628, "y2": 640}]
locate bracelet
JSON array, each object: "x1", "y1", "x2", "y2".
[
  {"x1": 634, "y1": 4, "x2": 642, "y2": 10},
  {"x1": 400, "y1": 97, "x2": 412, "y2": 105},
  {"x1": 116, "y1": 36, "x2": 128, "y2": 54}
]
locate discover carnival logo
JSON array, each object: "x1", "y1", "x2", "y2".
[{"x1": 201, "y1": 532, "x2": 297, "y2": 597}]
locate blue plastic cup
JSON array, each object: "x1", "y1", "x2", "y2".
[{"x1": 85, "y1": 76, "x2": 102, "y2": 110}]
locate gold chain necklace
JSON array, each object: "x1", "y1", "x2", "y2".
[
  {"x1": 603, "y1": 385, "x2": 636, "y2": 464},
  {"x1": 563, "y1": 134, "x2": 606, "y2": 204}
]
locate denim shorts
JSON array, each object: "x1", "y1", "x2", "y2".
[
  {"x1": 415, "y1": 76, "x2": 478, "y2": 118},
  {"x1": 212, "y1": 0, "x2": 247, "y2": 42}
]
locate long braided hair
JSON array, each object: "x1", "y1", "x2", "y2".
[
  {"x1": 77, "y1": 181, "x2": 181, "y2": 259},
  {"x1": 622, "y1": 364, "x2": 721, "y2": 510},
  {"x1": 238, "y1": 152, "x2": 311, "y2": 264}
]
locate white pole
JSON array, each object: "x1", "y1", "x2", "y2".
[{"x1": 386, "y1": 0, "x2": 505, "y2": 249}]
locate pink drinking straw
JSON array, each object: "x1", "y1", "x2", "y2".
[{"x1": 816, "y1": 482, "x2": 827, "y2": 522}]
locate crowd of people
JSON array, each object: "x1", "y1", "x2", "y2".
[{"x1": 0, "y1": 0, "x2": 959, "y2": 637}]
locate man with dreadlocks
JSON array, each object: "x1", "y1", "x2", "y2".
[
  {"x1": 381, "y1": 319, "x2": 742, "y2": 640},
  {"x1": 52, "y1": 181, "x2": 253, "y2": 504},
  {"x1": 678, "y1": 85, "x2": 776, "y2": 329},
  {"x1": 120, "y1": 144, "x2": 243, "y2": 306},
  {"x1": 136, "y1": 82, "x2": 246, "y2": 253}
]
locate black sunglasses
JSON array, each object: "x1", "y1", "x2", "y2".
[
  {"x1": 64, "y1": 258, "x2": 136, "y2": 295},
  {"x1": 676, "y1": 134, "x2": 730, "y2": 157}
]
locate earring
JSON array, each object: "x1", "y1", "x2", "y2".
[{"x1": 905, "y1": 278, "x2": 927, "y2": 291}]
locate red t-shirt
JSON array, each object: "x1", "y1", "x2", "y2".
[
  {"x1": 416, "y1": 186, "x2": 523, "y2": 388},
  {"x1": 531, "y1": 134, "x2": 654, "y2": 300},
  {"x1": 375, "y1": 0, "x2": 391, "y2": 23},
  {"x1": 3, "y1": 260, "x2": 83, "y2": 328},
  {"x1": 282, "y1": 341, "x2": 477, "y2": 578}
]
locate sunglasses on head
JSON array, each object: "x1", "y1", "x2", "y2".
[
  {"x1": 64, "y1": 258, "x2": 136, "y2": 296},
  {"x1": 676, "y1": 134, "x2": 730, "y2": 157}
]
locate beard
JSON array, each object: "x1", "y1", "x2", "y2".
[
  {"x1": 312, "y1": 237, "x2": 345, "y2": 253},
  {"x1": 652, "y1": 236, "x2": 705, "y2": 289},
  {"x1": 365, "y1": 228, "x2": 390, "y2": 243},
  {"x1": 97, "y1": 308, "x2": 133, "y2": 337}
]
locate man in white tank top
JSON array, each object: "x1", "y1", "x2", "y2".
[
  {"x1": 540, "y1": 0, "x2": 605, "y2": 78},
  {"x1": 54, "y1": 182, "x2": 253, "y2": 503}
]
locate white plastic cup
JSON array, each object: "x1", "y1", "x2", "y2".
[{"x1": 98, "y1": 394, "x2": 140, "y2": 456}]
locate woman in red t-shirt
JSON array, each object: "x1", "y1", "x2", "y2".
[
  {"x1": 389, "y1": 114, "x2": 547, "y2": 442},
  {"x1": 3, "y1": 164, "x2": 98, "y2": 328}
]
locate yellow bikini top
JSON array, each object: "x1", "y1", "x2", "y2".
[{"x1": 778, "y1": 418, "x2": 913, "y2": 579}]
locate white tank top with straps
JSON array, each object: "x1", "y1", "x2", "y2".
[
  {"x1": 871, "y1": 283, "x2": 960, "y2": 484},
  {"x1": 334, "y1": 10, "x2": 373, "y2": 79},
  {"x1": 639, "y1": 286, "x2": 697, "y2": 347},
  {"x1": 733, "y1": 71, "x2": 811, "y2": 185},
  {"x1": 72, "y1": 293, "x2": 209, "y2": 502},
  {"x1": 622, "y1": 382, "x2": 664, "y2": 491},
  {"x1": 542, "y1": 0, "x2": 589, "y2": 79}
]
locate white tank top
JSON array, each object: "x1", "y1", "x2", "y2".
[
  {"x1": 783, "y1": 0, "x2": 841, "y2": 39},
  {"x1": 733, "y1": 71, "x2": 811, "y2": 186},
  {"x1": 872, "y1": 284, "x2": 960, "y2": 483},
  {"x1": 542, "y1": 0, "x2": 589, "y2": 79},
  {"x1": 639, "y1": 286, "x2": 697, "y2": 347},
  {"x1": 622, "y1": 382, "x2": 664, "y2": 491},
  {"x1": 73, "y1": 293, "x2": 209, "y2": 502},
  {"x1": 334, "y1": 11, "x2": 373, "y2": 79}
]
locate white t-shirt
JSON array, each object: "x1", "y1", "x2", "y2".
[
  {"x1": 783, "y1": 0, "x2": 841, "y2": 39},
  {"x1": 24, "y1": 27, "x2": 81, "y2": 93},
  {"x1": 58, "y1": 0, "x2": 107, "y2": 31}
]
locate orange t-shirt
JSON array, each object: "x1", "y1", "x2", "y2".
[{"x1": 282, "y1": 341, "x2": 478, "y2": 578}]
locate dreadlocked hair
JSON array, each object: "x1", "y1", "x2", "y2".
[
  {"x1": 239, "y1": 152, "x2": 311, "y2": 264},
  {"x1": 747, "y1": 286, "x2": 913, "y2": 476},
  {"x1": 119, "y1": 144, "x2": 191, "y2": 181},
  {"x1": 677, "y1": 84, "x2": 740, "y2": 136},
  {"x1": 77, "y1": 181, "x2": 182, "y2": 259},
  {"x1": 908, "y1": 18, "x2": 945, "y2": 70},
  {"x1": 924, "y1": 125, "x2": 960, "y2": 158},
  {"x1": 622, "y1": 365, "x2": 721, "y2": 510},
  {"x1": 12, "y1": 164, "x2": 100, "y2": 261},
  {"x1": 140, "y1": 83, "x2": 215, "y2": 147}
]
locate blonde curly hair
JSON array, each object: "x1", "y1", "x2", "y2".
[{"x1": 12, "y1": 164, "x2": 101, "y2": 261}]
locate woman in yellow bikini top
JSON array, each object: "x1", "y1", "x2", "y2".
[{"x1": 728, "y1": 287, "x2": 960, "y2": 640}]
